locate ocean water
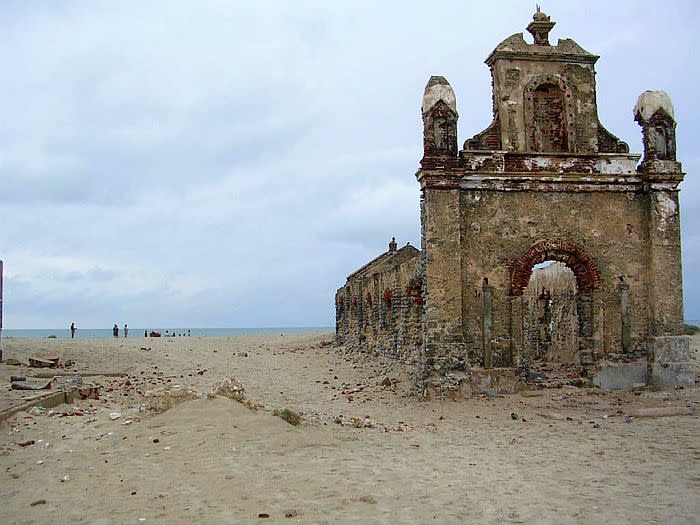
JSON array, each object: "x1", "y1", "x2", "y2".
[{"x1": 0, "y1": 327, "x2": 332, "y2": 340}]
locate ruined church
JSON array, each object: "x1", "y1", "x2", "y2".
[{"x1": 335, "y1": 11, "x2": 693, "y2": 395}]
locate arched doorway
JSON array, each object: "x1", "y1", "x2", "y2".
[
  {"x1": 524, "y1": 261, "x2": 579, "y2": 365},
  {"x1": 510, "y1": 240, "x2": 601, "y2": 381}
]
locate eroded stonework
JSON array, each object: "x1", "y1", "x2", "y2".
[
  {"x1": 335, "y1": 239, "x2": 423, "y2": 365},
  {"x1": 335, "y1": 10, "x2": 692, "y2": 394}
]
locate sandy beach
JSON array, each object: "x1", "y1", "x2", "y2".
[{"x1": 1, "y1": 333, "x2": 699, "y2": 524}]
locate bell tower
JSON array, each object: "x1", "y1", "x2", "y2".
[{"x1": 471, "y1": 9, "x2": 627, "y2": 154}]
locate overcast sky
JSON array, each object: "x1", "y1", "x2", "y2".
[{"x1": 1, "y1": 0, "x2": 698, "y2": 328}]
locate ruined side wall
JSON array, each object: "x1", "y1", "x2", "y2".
[
  {"x1": 458, "y1": 189, "x2": 651, "y2": 368},
  {"x1": 335, "y1": 255, "x2": 422, "y2": 364}
]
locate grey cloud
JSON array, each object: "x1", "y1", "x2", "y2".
[{"x1": 1, "y1": 1, "x2": 699, "y2": 328}]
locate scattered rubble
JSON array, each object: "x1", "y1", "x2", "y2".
[
  {"x1": 144, "y1": 384, "x2": 200, "y2": 413},
  {"x1": 28, "y1": 357, "x2": 60, "y2": 368},
  {"x1": 207, "y1": 377, "x2": 245, "y2": 400},
  {"x1": 11, "y1": 379, "x2": 53, "y2": 390}
]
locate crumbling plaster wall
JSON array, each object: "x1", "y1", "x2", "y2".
[{"x1": 457, "y1": 189, "x2": 651, "y2": 367}]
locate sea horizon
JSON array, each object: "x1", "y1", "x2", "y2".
[
  {"x1": 0, "y1": 326, "x2": 334, "y2": 339},
  {"x1": 1, "y1": 321, "x2": 697, "y2": 340}
]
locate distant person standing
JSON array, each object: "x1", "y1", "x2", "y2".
[
  {"x1": 113, "y1": 324, "x2": 119, "y2": 338},
  {"x1": 70, "y1": 322, "x2": 77, "y2": 339},
  {"x1": 124, "y1": 324, "x2": 128, "y2": 338}
]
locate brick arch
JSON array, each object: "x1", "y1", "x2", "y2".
[{"x1": 509, "y1": 239, "x2": 601, "y2": 296}]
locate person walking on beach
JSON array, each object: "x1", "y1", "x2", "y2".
[
  {"x1": 124, "y1": 324, "x2": 128, "y2": 338},
  {"x1": 70, "y1": 322, "x2": 77, "y2": 339},
  {"x1": 113, "y1": 324, "x2": 119, "y2": 338}
]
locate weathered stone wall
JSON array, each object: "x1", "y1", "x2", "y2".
[
  {"x1": 334, "y1": 10, "x2": 689, "y2": 394},
  {"x1": 412, "y1": 10, "x2": 687, "y2": 393},
  {"x1": 335, "y1": 244, "x2": 423, "y2": 364},
  {"x1": 458, "y1": 188, "x2": 652, "y2": 365}
]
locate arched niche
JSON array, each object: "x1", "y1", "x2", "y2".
[{"x1": 523, "y1": 75, "x2": 576, "y2": 153}]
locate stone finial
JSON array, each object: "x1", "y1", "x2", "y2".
[
  {"x1": 527, "y1": 7, "x2": 555, "y2": 46},
  {"x1": 634, "y1": 91, "x2": 677, "y2": 163},
  {"x1": 634, "y1": 90, "x2": 675, "y2": 123},
  {"x1": 422, "y1": 76, "x2": 457, "y2": 116},
  {"x1": 389, "y1": 237, "x2": 397, "y2": 252}
]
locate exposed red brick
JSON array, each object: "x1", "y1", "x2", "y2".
[
  {"x1": 510, "y1": 239, "x2": 601, "y2": 296},
  {"x1": 383, "y1": 288, "x2": 393, "y2": 306}
]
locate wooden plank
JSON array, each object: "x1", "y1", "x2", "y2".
[{"x1": 29, "y1": 370, "x2": 127, "y2": 378}]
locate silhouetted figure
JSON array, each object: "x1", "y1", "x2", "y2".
[
  {"x1": 124, "y1": 324, "x2": 128, "y2": 338},
  {"x1": 70, "y1": 322, "x2": 77, "y2": 339},
  {"x1": 145, "y1": 330, "x2": 148, "y2": 337},
  {"x1": 113, "y1": 324, "x2": 119, "y2": 338}
]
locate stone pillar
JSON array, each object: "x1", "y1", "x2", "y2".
[
  {"x1": 509, "y1": 296, "x2": 525, "y2": 369},
  {"x1": 619, "y1": 277, "x2": 631, "y2": 352},
  {"x1": 635, "y1": 91, "x2": 685, "y2": 337},
  {"x1": 421, "y1": 188, "x2": 464, "y2": 379},
  {"x1": 646, "y1": 187, "x2": 684, "y2": 335},
  {"x1": 335, "y1": 294, "x2": 344, "y2": 345},
  {"x1": 576, "y1": 294, "x2": 594, "y2": 364},
  {"x1": 482, "y1": 278, "x2": 493, "y2": 369},
  {"x1": 358, "y1": 291, "x2": 366, "y2": 347},
  {"x1": 591, "y1": 289, "x2": 605, "y2": 360}
]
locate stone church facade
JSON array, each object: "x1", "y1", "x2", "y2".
[{"x1": 335, "y1": 11, "x2": 693, "y2": 395}]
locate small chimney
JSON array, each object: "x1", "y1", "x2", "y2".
[{"x1": 389, "y1": 237, "x2": 397, "y2": 252}]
